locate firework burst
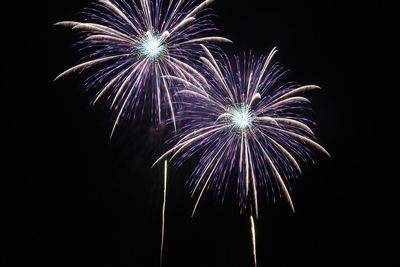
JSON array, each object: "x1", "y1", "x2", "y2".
[
  {"x1": 54, "y1": 0, "x2": 230, "y2": 136},
  {"x1": 154, "y1": 46, "x2": 330, "y2": 216}
]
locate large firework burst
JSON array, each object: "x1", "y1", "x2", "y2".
[
  {"x1": 154, "y1": 46, "x2": 330, "y2": 216},
  {"x1": 54, "y1": 0, "x2": 230, "y2": 136}
]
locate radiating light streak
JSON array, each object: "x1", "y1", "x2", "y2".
[
  {"x1": 55, "y1": 0, "x2": 231, "y2": 134},
  {"x1": 154, "y1": 47, "x2": 329, "y2": 215}
]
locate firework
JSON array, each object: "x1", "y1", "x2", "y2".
[
  {"x1": 54, "y1": 0, "x2": 230, "y2": 136},
  {"x1": 154, "y1": 46, "x2": 330, "y2": 217}
]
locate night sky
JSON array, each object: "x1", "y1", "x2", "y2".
[{"x1": 3, "y1": 0, "x2": 385, "y2": 266}]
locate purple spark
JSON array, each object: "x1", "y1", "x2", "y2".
[
  {"x1": 54, "y1": 0, "x2": 230, "y2": 136},
  {"x1": 155, "y1": 46, "x2": 330, "y2": 216}
]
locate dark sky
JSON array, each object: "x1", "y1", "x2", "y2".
[{"x1": 3, "y1": 0, "x2": 386, "y2": 266}]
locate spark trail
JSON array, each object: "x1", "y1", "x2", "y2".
[
  {"x1": 55, "y1": 0, "x2": 231, "y2": 136},
  {"x1": 154, "y1": 46, "x2": 329, "y2": 216}
]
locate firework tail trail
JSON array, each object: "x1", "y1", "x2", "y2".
[
  {"x1": 250, "y1": 214, "x2": 257, "y2": 267},
  {"x1": 153, "y1": 47, "x2": 329, "y2": 264},
  {"x1": 54, "y1": 1, "x2": 232, "y2": 263},
  {"x1": 160, "y1": 160, "x2": 168, "y2": 266}
]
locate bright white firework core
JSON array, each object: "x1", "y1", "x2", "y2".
[
  {"x1": 140, "y1": 34, "x2": 165, "y2": 59},
  {"x1": 230, "y1": 107, "x2": 254, "y2": 130}
]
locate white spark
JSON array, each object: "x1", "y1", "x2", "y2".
[{"x1": 140, "y1": 34, "x2": 166, "y2": 59}]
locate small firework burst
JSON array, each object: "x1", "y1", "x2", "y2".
[
  {"x1": 54, "y1": 0, "x2": 230, "y2": 136},
  {"x1": 154, "y1": 46, "x2": 329, "y2": 216}
]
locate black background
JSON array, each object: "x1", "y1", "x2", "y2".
[{"x1": 2, "y1": 0, "x2": 386, "y2": 266}]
